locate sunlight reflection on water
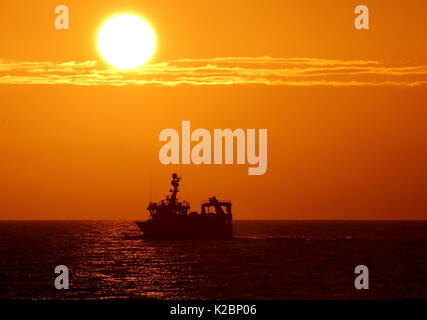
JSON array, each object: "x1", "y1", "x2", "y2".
[{"x1": 0, "y1": 220, "x2": 426, "y2": 299}]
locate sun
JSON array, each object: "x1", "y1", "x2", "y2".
[{"x1": 97, "y1": 15, "x2": 156, "y2": 70}]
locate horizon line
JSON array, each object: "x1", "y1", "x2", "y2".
[{"x1": 1, "y1": 219, "x2": 426, "y2": 222}]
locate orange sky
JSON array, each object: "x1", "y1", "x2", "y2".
[{"x1": 0, "y1": 0, "x2": 426, "y2": 220}]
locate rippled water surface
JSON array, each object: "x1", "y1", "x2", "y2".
[{"x1": 0, "y1": 221, "x2": 426, "y2": 299}]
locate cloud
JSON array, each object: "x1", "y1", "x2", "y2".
[{"x1": 0, "y1": 57, "x2": 426, "y2": 87}]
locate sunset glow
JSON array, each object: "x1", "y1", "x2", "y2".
[{"x1": 0, "y1": 0, "x2": 426, "y2": 221}]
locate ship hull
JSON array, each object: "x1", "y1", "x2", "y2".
[{"x1": 135, "y1": 216, "x2": 233, "y2": 240}]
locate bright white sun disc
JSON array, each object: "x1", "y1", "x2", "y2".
[{"x1": 97, "y1": 15, "x2": 155, "y2": 70}]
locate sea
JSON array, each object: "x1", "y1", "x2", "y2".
[{"x1": 0, "y1": 220, "x2": 426, "y2": 300}]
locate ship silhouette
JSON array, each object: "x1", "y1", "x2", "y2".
[{"x1": 135, "y1": 173, "x2": 233, "y2": 240}]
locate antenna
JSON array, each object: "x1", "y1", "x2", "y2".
[
  {"x1": 178, "y1": 168, "x2": 187, "y2": 203},
  {"x1": 149, "y1": 168, "x2": 153, "y2": 203}
]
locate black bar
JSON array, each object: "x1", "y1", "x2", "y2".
[{"x1": 1, "y1": 300, "x2": 425, "y2": 319}]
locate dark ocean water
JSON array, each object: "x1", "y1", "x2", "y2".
[{"x1": 0, "y1": 220, "x2": 426, "y2": 300}]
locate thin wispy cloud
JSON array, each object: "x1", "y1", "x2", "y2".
[{"x1": 0, "y1": 57, "x2": 426, "y2": 87}]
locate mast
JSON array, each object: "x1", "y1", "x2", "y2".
[
  {"x1": 168, "y1": 173, "x2": 180, "y2": 206},
  {"x1": 149, "y1": 169, "x2": 152, "y2": 203}
]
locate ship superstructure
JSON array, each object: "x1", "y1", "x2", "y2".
[{"x1": 135, "y1": 173, "x2": 232, "y2": 240}]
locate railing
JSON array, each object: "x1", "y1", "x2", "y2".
[
  {"x1": 148, "y1": 201, "x2": 190, "y2": 206},
  {"x1": 201, "y1": 200, "x2": 232, "y2": 204}
]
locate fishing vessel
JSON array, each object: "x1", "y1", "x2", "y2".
[{"x1": 135, "y1": 173, "x2": 233, "y2": 240}]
